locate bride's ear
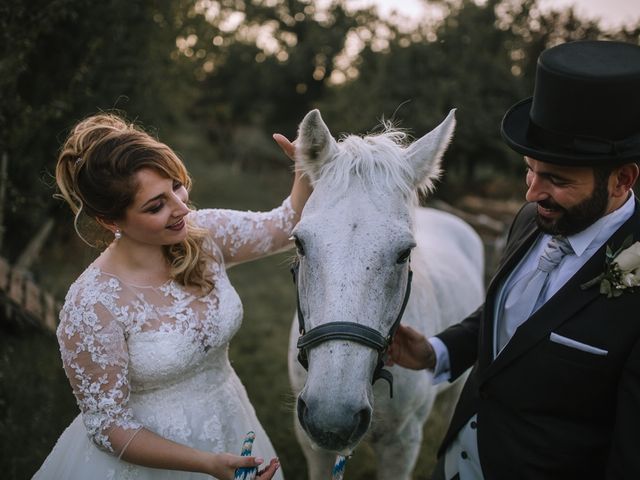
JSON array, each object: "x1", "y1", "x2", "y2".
[{"x1": 96, "y1": 217, "x2": 119, "y2": 236}]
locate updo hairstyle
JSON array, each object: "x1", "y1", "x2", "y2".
[{"x1": 55, "y1": 113, "x2": 213, "y2": 293}]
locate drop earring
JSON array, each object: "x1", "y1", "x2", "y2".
[{"x1": 114, "y1": 228, "x2": 122, "y2": 240}]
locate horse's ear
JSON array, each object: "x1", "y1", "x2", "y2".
[
  {"x1": 296, "y1": 109, "x2": 337, "y2": 183},
  {"x1": 405, "y1": 109, "x2": 456, "y2": 191}
]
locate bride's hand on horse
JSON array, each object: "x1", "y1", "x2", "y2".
[
  {"x1": 273, "y1": 134, "x2": 295, "y2": 161},
  {"x1": 387, "y1": 324, "x2": 436, "y2": 371},
  {"x1": 273, "y1": 133, "x2": 313, "y2": 220},
  {"x1": 207, "y1": 453, "x2": 279, "y2": 479}
]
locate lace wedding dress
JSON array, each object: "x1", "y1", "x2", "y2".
[{"x1": 33, "y1": 199, "x2": 295, "y2": 480}]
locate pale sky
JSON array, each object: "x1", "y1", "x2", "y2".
[{"x1": 350, "y1": 0, "x2": 640, "y2": 29}]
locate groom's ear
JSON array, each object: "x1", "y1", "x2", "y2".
[{"x1": 611, "y1": 163, "x2": 640, "y2": 198}]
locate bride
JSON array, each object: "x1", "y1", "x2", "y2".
[{"x1": 33, "y1": 113, "x2": 310, "y2": 479}]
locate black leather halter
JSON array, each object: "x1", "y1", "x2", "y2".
[{"x1": 291, "y1": 261, "x2": 413, "y2": 398}]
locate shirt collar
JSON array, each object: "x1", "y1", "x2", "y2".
[{"x1": 566, "y1": 192, "x2": 636, "y2": 257}]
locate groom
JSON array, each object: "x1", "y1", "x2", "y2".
[{"x1": 389, "y1": 40, "x2": 640, "y2": 479}]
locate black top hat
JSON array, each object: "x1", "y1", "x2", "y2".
[{"x1": 501, "y1": 40, "x2": 640, "y2": 166}]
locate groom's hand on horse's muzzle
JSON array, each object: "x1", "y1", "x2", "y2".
[{"x1": 387, "y1": 324, "x2": 436, "y2": 371}]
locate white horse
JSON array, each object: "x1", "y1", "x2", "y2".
[{"x1": 287, "y1": 109, "x2": 485, "y2": 479}]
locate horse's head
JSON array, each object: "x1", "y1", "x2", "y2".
[{"x1": 291, "y1": 109, "x2": 456, "y2": 453}]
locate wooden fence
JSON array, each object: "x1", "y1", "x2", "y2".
[{"x1": 0, "y1": 256, "x2": 61, "y2": 333}]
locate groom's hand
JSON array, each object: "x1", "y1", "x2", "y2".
[{"x1": 387, "y1": 324, "x2": 436, "y2": 371}]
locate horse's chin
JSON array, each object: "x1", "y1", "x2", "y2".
[
  {"x1": 308, "y1": 438, "x2": 356, "y2": 457},
  {"x1": 302, "y1": 423, "x2": 363, "y2": 454}
]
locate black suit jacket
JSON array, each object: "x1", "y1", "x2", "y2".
[{"x1": 436, "y1": 198, "x2": 640, "y2": 480}]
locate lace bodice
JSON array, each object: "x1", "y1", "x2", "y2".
[{"x1": 56, "y1": 198, "x2": 295, "y2": 456}]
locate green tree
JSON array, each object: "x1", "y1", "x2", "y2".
[
  {"x1": 318, "y1": 0, "x2": 635, "y2": 188},
  {"x1": 187, "y1": 0, "x2": 388, "y2": 169},
  {"x1": 319, "y1": 0, "x2": 521, "y2": 182},
  {"x1": 0, "y1": 0, "x2": 199, "y2": 260}
]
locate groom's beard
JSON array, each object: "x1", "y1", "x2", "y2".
[{"x1": 535, "y1": 181, "x2": 609, "y2": 236}]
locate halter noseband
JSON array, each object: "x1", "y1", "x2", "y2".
[{"x1": 291, "y1": 261, "x2": 413, "y2": 398}]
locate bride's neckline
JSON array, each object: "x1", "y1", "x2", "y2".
[{"x1": 89, "y1": 265, "x2": 172, "y2": 289}]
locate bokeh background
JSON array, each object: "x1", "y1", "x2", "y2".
[{"x1": 1, "y1": 1, "x2": 638, "y2": 478}]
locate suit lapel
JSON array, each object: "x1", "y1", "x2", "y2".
[{"x1": 481, "y1": 198, "x2": 640, "y2": 383}]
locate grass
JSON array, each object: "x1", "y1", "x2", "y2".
[
  {"x1": 0, "y1": 327, "x2": 78, "y2": 479},
  {"x1": 2, "y1": 161, "x2": 455, "y2": 479}
]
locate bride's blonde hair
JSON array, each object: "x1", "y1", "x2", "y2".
[{"x1": 56, "y1": 113, "x2": 213, "y2": 293}]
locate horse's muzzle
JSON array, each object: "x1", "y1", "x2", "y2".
[{"x1": 297, "y1": 394, "x2": 372, "y2": 451}]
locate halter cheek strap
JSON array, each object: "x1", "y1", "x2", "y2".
[{"x1": 291, "y1": 262, "x2": 413, "y2": 398}]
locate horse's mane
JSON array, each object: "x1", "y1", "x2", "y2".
[{"x1": 315, "y1": 126, "x2": 436, "y2": 202}]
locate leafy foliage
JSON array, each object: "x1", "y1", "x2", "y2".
[
  {"x1": 0, "y1": 0, "x2": 200, "y2": 259},
  {"x1": 2, "y1": 0, "x2": 638, "y2": 259}
]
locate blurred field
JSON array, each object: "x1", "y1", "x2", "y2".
[{"x1": 0, "y1": 159, "x2": 462, "y2": 479}]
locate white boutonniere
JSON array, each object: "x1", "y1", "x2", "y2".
[{"x1": 581, "y1": 236, "x2": 640, "y2": 298}]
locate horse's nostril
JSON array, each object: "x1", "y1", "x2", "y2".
[
  {"x1": 297, "y1": 397, "x2": 308, "y2": 427},
  {"x1": 357, "y1": 408, "x2": 371, "y2": 424},
  {"x1": 350, "y1": 407, "x2": 372, "y2": 443}
]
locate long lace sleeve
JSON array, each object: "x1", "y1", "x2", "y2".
[
  {"x1": 191, "y1": 196, "x2": 296, "y2": 266},
  {"x1": 56, "y1": 278, "x2": 142, "y2": 456}
]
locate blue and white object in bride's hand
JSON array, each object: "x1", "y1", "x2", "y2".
[
  {"x1": 234, "y1": 431, "x2": 258, "y2": 480},
  {"x1": 332, "y1": 455, "x2": 347, "y2": 480}
]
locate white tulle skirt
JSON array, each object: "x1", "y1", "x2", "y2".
[{"x1": 33, "y1": 367, "x2": 284, "y2": 480}]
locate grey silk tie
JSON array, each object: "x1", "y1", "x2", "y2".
[{"x1": 497, "y1": 236, "x2": 574, "y2": 352}]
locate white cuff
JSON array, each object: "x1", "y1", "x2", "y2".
[{"x1": 429, "y1": 336, "x2": 452, "y2": 384}]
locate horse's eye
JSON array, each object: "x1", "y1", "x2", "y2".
[
  {"x1": 293, "y1": 236, "x2": 305, "y2": 256},
  {"x1": 396, "y1": 248, "x2": 411, "y2": 264}
]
